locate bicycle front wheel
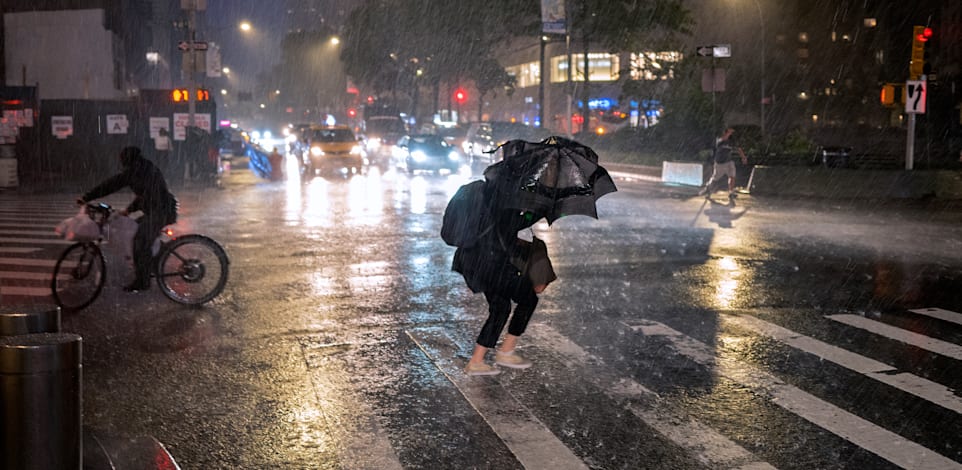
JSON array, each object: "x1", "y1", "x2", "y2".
[
  {"x1": 156, "y1": 234, "x2": 229, "y2": 305},
  {"x1": 51, "y1": 242, "x2": 106, "y2": 311}
]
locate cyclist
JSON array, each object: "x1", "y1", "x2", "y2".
[{"x1": 77, "y1": 146, "x2": 178, "y2": 292}]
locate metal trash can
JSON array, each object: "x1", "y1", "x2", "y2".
[
  {"x1": 820, "y1": 146, "x2": 851, "y2": 168},
  {"x1": 0, "y1": 333, "x2": 83, "y2": 470},
  {"x1": 0, "y1": 305, "x2": 61, "y2": 336}
]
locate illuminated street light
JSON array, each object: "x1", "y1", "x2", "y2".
[
  {"x1": 275, "y1": 90, "x2": 281, "y2": 95},
  {"x1": 220, "y1": 89, "x2": 228, "y2": 95},
  {"x1": 145, "y1": 51, "x2": 159, "y2": 64},
  {"x1": 222, "y1": 67, "x2": 230, "y2": 75},
  {"x1": 330, "y1": 36, "x2": 340, "y2": 46},
  {"x1": 239, "y1": 21, "x2": 252, "y2": 32}
]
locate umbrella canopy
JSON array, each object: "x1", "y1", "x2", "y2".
[{"x1": 486, "y1": 136, "x2": 617, "y2": 224}]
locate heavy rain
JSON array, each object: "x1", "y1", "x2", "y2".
[{"x1": 1, "y1": 0, "x2": 961, "y2": 469}]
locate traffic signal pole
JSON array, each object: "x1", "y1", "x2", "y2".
[{"x1": 186, "y1": 2, "x2": 197, "y2": 127}]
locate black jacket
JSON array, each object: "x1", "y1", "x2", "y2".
[
  {"x1": 83, "y1": 154, "x2": 177, "y2": 221},
  {"x1": 452, "y1": 174, "x2": 537, "y2": 293}
]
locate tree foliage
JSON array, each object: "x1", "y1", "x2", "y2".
[{"x1": 341, "y1": 0, "x2": 537, "y2": 105}]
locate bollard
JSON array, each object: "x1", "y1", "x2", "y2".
[
  {"x1": 0, "y1": 305, "x2": 61, "y2": 336},
  {"x1": 0, "y1": 333, "x2": 83, "y2": 470}
]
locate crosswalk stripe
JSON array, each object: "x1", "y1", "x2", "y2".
[
  {"x1": 623, "y1": 319, "x2": 962, "y2": 470},
  {"x1": 0, "y1": 257, "x2": 59, "y2": 267},
  {"x1": 0, "y1": 286, "x2": 51, "y2": 296},
  {"x1": 0, "y1": 247, "x2": 41, "y2": 253},
  {"x1": 0, "y1": 229, "x2": 62, "y2": 237},
  {"x1": 0, "y1": 271, "x2": 57, "y2": 280},
  {"x1": 827, "y1": 314, "x2": 962, "y2": 361},
  {"x1": 0, "y1": 223, "x2": 57, "y2": 228},
  {"x1": 407, "y1": 328, "x2": 589, "y2": 470},
  {"x1": 530, "y1": 324, "x2": 776, "y2": 470},
  {"x1": 0, "y1": 237, "x2": 75, "y2": 245},
  {"x1": 909, "y1": 307, "x2": 962, "y2": 327},
  {"x1": 723, "y1": 313, "x2": 962, "y2": 414}
]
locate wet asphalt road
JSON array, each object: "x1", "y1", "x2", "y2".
[{"x1": 3, "y1": 157, "x2": 962, "y2": 469}]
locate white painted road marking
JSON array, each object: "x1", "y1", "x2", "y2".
[
  {"x1": 530, "y1": 324, "x2": 776, "y2": 470},
  {"x1": 723, "y1": 313, "x2": 962, "y2": 414},
  {"x1": 408, "y1": 328, "x2": 589, "y2": 470},
  {"x1": 623, "y1": 319, "x2": 962, "y2": 470},
  {"x1": 909, "y1": 307, "x2": 962, "y2": 327},
  {"x1": 828, "y1": 314, "x2": 962, "y2": 361}
]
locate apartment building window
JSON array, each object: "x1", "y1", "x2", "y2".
[
  {"x1": 505, "y1": 61, "x2": 541, "y2": 89},
  {"x1": 549, "y1": 53, "x2": 619, "y2": 83}
]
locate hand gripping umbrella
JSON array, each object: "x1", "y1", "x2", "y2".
[{"x1": 486, "y1": 136, "x2": 617, "y2": 224}]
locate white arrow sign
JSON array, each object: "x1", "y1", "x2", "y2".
[{"x1": 905, "y1": 80, "x2": 926, "y2": 114}]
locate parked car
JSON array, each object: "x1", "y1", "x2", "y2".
[
  {"x1": 394, "y1": 134, "x2": 464, "y2": 174},
  {"x1": 300, "y1": 125, "x2": 366, "y2": 177}
]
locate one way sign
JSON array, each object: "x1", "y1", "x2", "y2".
[{"x1": 905, "y1": 80, "x2": 926, "y2": 114}]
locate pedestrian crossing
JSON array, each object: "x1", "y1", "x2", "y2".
[
  {"x1": 0, "y1": 199, "x2": 92, "y2": 301},
  {"x1": 403, "y1": 305, "x2": 962, "y2": 469}
]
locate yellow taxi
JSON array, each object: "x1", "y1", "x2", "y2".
[{"x1": 301, "y1": 125, "x2": 366, "y2": 177}]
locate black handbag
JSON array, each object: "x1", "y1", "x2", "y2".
[{"x1": 511, "y1": 235, "x2": 557, "y2": 287}]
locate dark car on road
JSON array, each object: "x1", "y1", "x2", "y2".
[
  {"x1": 462, "y1": 121, "x2": 552, "y2": 164},
  {"x1": 395, "y1": 134, "x2": 464, "y2": 174}
]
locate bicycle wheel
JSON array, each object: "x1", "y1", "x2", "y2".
[
  {"x1": 51, "y1": 242, "x2": 106, "y2": 311},
  {"x1": 155, "y1": 234, "x2": 229, "y2": 305}
]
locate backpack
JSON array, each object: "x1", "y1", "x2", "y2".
[{"x1": 440, "y1": 180, "x2": 492, "y2": 248}]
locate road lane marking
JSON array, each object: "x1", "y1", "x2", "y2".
[
  {"x1": 529, "y1": 324, "x2": 776, "y2": 470},
  {"x1": 0, "y1": 271, "x2": 56, "y2": 280},
  {"x1": 723, "y1": 313, "x2": 962, "y2": 414},
  {"x1": 909, "y1": 308, "x2": 962, "y2": 327},
  {"x1": 0, "y1": 257, "x2": 59, "y2": 267},
  {"x1": 827, "y1": 314, "x2": 962, "y2": 361},
  {"x1": 0, "y1": 223, "x2": 57, "y2": 229},
  {"x1": 0, "y1": 286, "x2": 51, "y2": 296},
  {"x1": 622, "y1": 319, "x2": 962, "y2": 470},
  {"x1": 0, "y1": 237, "x2": 74, "y2": 245},
  {"x1": 407, "y1": 328, "x2": 588, "y2": 470},
  {"x1": 0, "y1": 229, "x2": 62, "y2": 236},
  {"x1": 0, "y1": 247, "x2": 41, "y2": 253}
]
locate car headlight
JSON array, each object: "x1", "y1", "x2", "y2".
[
  {"x1": 366, "y1": 138, "x2": 381, "y2": 150},
  {"x1": 411, "y1": 150, "x2": 427, "y2": 162},
  {"x1": 310, "y1": 147, "x2": 323, "y2": 156},
  {"x1": 351, "y1": 145, "x2": 363, "y2": 155},
  {"x1": 448, "y1": 151, "x2": 460, "y2": 161}
]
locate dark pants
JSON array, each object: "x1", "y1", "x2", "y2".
[
  {"x1": 477, "y1": 275, "x2": 539, "y2": 349},
  {"x1": 131, "y1": 213, "x2": 167, "y2": 286}
]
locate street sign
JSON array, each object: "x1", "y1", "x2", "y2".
[
  {"x1": 177, "y1": 41, "x2": 208, "y2": 51},
  {"x1": 905, "y1": 80, "x2": 926, "y2": 114},
  {"x1": 696, "y1": 44, "x2": 731, "y2": 58}
]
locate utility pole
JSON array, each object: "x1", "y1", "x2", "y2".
[
  {"x1": 539, "y1": 36, "x2": 546, "y2": 128},
  {"x1": 185, "y1": 1, "x2": 197, "y2": 126}
]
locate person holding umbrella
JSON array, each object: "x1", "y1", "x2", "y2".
[{"x1": 454, "y1": 137, "x2": 617, "y2": 376}]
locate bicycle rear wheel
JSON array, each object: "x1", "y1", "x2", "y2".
[
  {"x1": 155, "y1": 234, "x2": 229, "y2": 305},
  {"x1": 51, "y1": 242, "x2": 106, "y2": 311}
]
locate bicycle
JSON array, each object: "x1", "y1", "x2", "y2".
[{"x1": 51, "y1": 202, "x2": 230, "y2": 311}]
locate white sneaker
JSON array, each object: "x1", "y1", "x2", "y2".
[
  {"x1": 494, "y1": 350, "x2": 532, "y2": 369},
  {"x1": 464, "y1": 362, "x2": 501, "y2": 376}
]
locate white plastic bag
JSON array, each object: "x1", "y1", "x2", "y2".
[
  {"x1": 54, "y1": 208, "x2": 100, "y2": 241},
  {"x1": 106, "y1": 213, "x2": 138, "y2": 262}
]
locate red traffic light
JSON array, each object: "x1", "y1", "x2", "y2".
[
  {"x1": 917, "y1": 27, "x2": 933, "y2": 42},
  {"x1": 347, "y1": 108, "x2": 357, "y2": 118},
  {"x1": 454, "y1": 89, "x2": 467, "y2": 104}
]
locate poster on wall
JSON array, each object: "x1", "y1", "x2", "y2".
[
  {"x1": 149, "y1": 117, "x2": 171, "y2": 139},
  {"x1": 106, "y1": 114, "x2": 129, "y2": 134},
  {"x1": 52, "y1": 116, "x2": 73, "y2": 139},
  {"x1": 172, "y1": 113, "x2": 211, "y2": 141}
]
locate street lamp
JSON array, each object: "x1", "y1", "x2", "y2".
[{"x1": 239, "y1": 21, "x2": 252, "y2": 32}]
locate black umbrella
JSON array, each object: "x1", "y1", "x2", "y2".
[{"x1": 486, "y1": 136, "x2": 618, "y2": 224}]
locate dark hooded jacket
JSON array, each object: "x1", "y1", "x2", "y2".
[{"x1": 82, "y1": 147, "x2": 177, "y2": 222}]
